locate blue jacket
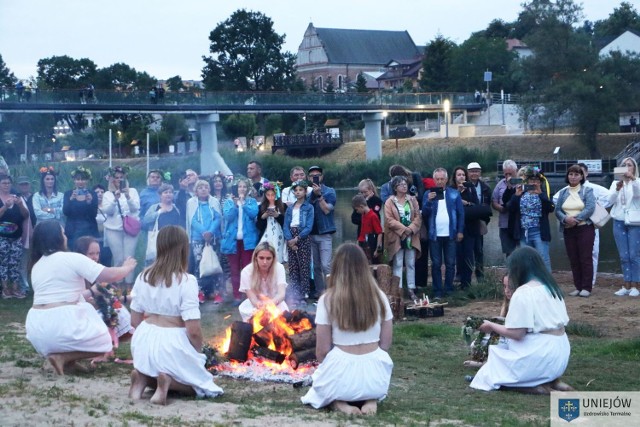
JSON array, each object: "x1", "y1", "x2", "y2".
[
  {"x1": 283, "y1": 201, "x2": 314, "y2": 240},
  {"x1": 221, "y1": 197, "x2": 260, "y2": 254},
  {"x1": 422, "y1": 187, "x2": 465, "y2": 241},
  {"x1": 308, "y1": 184, "x2": 337, "y2": 234}
]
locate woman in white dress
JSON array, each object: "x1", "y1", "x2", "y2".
[
  {"x1": 301, "y1": 243, "x2": 393, "y2": 415},
  {"x1": 238, "y1": 241, "x2": 288, "y2": 322},
  {"x1": 128, "y1": 225, "x2": 223, "y2": 405},
  {"x1": 257, "y1": 182, "x2": 287, "y2": 264},
  {"x1": 25, "y1": 220, "x2": 137, "y2": 375},
  {"x1": 469, "y1": 246, "x2": 573, "y2": 394}
]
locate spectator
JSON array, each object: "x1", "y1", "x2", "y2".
[
  {"x1": 353, "y1": 194, "x2": 383, "y2": 264},
  {"x1": 307, "y1": 166, "x2": 337, "y2": 299},
  {"x1": 466, "y1": 162, "x2": 492, "y2": 281},
  {"x1": 174, "y1": 169, "x2": 198, "y2": 228},
  {"x1": 93, "y1": 184, "x2": 112, "y2": 269},
  {"x1": 630, "y1": 115, "x2": 637, "y2": 133},
  {"x1": 0, "y1": 174, "x2": 30, "y2": 299},
  {"x1": 33, "y1": 167, "x2": 64, "y2": 225},
  {"x1": 351, "y1": 179, "x2": 382, "y2": 241},
  {"x1": 247, "y1": 160, "x2": 269, "y2": 202},
  {"x1": 492, "y1": 160, "x2": 520, "y2": 258},
  {"x1": 381, "y1": 164, "x2": 412, "y2": 204},
  {"x1": 257, "y1": 182, "x2": 287, "y2": 264},
  {"x1": 384, "y1": 175, "x2": 422, "y2": 299},
  {"x1": 451, "y1": 166, "x2": 481, "y2": 289},
  {"x1": 139, "y1": 169, "x2": 164, "y2": 218},
  {"x1": 63, "y1": 166, "x2": 99, "y2": 252},
  {"x1": 422, "y1": 168, "x2": 464, "y2": 299},
  {"x1": 281, "y1": 166, "x2": 310, "y2": 207},
  {"x1": 142, "y1": 184, "x2": 181, "y2": 264}
]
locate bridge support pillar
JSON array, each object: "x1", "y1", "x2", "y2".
[
  {"x1": 197, "y1": 113, "x2": 231, "y2": 176},
  {"x1": 362, "y1": 113, "x2": 383, "y2": 160}
]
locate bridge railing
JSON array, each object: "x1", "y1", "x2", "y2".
[{"x1": 1, "y1": 89, "x2": 480, "y2": 108}]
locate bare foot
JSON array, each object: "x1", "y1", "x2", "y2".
[
  {"x1": 361, "y1": 400, "x2": 378, "y2": 415},
  {"x1": 65, "y1": 361, "x2": 92, "y2": 374},
  {"x1": 550, "y1": 379, "x2": 575, "y2": 392},
  {"x1": 47, "y1": 355, "x2": 65, "y2": 376},
  {"x1": 150, "y1": 373, "x2": 170, "y2": 405},
  {"x1": 331, "y1": 400, "x2": 362, "y2": 415},
  {"x1": 463, "y1": 360, "x2": 484, "y2": 368},
  {"x1": 129, "y1": 369, "x2": 149, "y2": 400}
]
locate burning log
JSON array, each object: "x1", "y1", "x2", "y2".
[
  {"x1": 290, "y1": 329, "x2": 316, "y2": 351},
  {"x1": 227, "y1": 321, "x2": 253, "y2": 362},
  {"x1": 252, "y1": 346, "x2": 286, "y2": 364},
  {"x1": 287, "y1": 347, "x2": 317, "y2": 370}
]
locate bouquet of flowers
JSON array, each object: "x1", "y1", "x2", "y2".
[{"x1": 462, "y1": 316, "x2": 505, "y2": 363}]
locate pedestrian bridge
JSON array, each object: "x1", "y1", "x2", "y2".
[{"x1": 0, "y1": 89, "x2": 485, "y2": 174}]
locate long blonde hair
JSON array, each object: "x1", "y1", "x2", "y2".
[
  {"x1": 249, "y1": 242, "x2": 278, "y2": 295},
  {"x1": 325, "y1": 243, "x2": 387, "y2": 331},
  {"x1": 143, "y1": 226, "x2": 189, "y2": 287}
]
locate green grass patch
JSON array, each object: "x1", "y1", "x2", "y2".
[{"x1": 566, "y1": 321, "x2": 602, "y2": 338}]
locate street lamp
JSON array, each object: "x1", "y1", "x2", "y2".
[
  {"x1": 443, "y1": 99, "x2": 450, "y2": 139},
  {"x1": 303, "y1": 114, "x2": 307, "y2": 134}
]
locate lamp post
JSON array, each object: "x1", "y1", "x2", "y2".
[
  {"x1": 443, "y1": 99, "x2": 450, "y2": 139},
  {"x1": 303, "y1": 114, "x2": 307, "y2": 135}
]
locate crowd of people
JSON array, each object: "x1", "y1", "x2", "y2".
[{"x1": 0, "y1": 154, "x2": 639, "y2": 413}]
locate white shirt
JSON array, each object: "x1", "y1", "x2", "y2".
[
  {"x1": 505, "y1": 281, "x2": 569, "y2": 333},
  {"x1": 101, "y1": 189, "x2": 141, "y2": 231},
  {"x1": 239, "y1": 262, "x2": 287, "y2": 298},
  {"x1": 608, "y1": 179, "x2": 640, "y2": 221},
  {"x1": 31, "y1": 252, "x2": 104, "y2": 305},
  {"x1": 130, "y1": 273, "x2": 200, "y2": 321},
  {"x1": 281, "y1": 186, "x2": 312, "y2": 207},
  {"x1": 435, "y1": 197, "x2": 450, "y2": 237}
]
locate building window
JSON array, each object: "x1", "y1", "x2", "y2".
[
  {"x1": 315, "y1": 76, "x2": 323, "y2": 91},
  {"x1": 338, "y1": 75, "x2": 345, "y2": 91}
]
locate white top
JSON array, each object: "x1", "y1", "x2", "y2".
[
  {"x1": 553, "y1": 180, "x2": 611, "y2": 207},
  {"x1": 315, "y1": 291, "x2": 393, "y2": 346},
  {"x1": 608, "y1": 179, "x2": 640, "y2": 221},
  {"x1": 101, "y1": 188, "x2": 141, "y2": 230},
  {"x1": 31, "y1": 252, "x2": 104, "y2": 305},
  {"x1": 236, "y1": 201, "x2": 244, "y2": 240},
  {"x1": 505, "y1": 281, "x2": 569, "y2": 333},
  {"x1": 281, "y1": 186, "x2": 312, "y2": 207},
  {"x1": 435, "y1": 198, "x2": 450, "y2": 236},
  {"x1": 130, "y1": 273, "x2": 200, "y2": 321},
  {"x1": 239, "y1": 262, "x2": 287, "y2": 297},
  {"x1": 290, "y1": 205, "x2": 301, "y2": 227}
]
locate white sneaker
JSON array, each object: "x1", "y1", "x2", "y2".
[
  {"x1": 568, "y1": 290, "x2": 580, "y2": 297},
  {"x1": 579, "y1": 290, "x2": 591, "y2": 297},
  {"x1": 629, "y1": 288, "x2": 640, "y2": 297},
  {"x1": 614, "y1": 287, "x2": 631, "y2": 296}
]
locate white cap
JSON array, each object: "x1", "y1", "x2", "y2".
[{"x1": 467, "y1": 162, "x2": 482, "y2": 170}]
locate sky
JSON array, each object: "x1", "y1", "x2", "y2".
[{"x1": 0, "y1": 0, "x2": 626, "y2": 81}]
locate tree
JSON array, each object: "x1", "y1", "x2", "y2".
[
  {"x1": 355, "y1": 73, "x2": 368, "y2": 92},
  {"x1": 94, "y1": 63, "x2": 156, "y2": 91},
  {"x1": 473, "y1": 19, "x2": 515, "y2": 39},
  {"x1": 450, "y1": 36, "x2": 517, "y2": 92},
  {"x1": 165, "y1": 75, "x2": 185, "y2": 92},
  {"x1": 593, "y1": 2, "x2": 640, "y2": 38},
  {"x1": 36, "y1": 55, "x2": 97, "y2": 89},
  {"x1": 419, "y1": 35, "x2": 457, "y2": 91},
  {"x1": 0, "y1": 54, "x2": 17, "y2": 88},
  {"x1": 202, "y1": 9, "x2": 297, "y2": 91},
  {"x1": 220, "y1": 114, "x2": 257, "y2": 140}
]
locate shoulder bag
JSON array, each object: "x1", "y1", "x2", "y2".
[
  {"x1": 590, "y1": 203, "x2": 611, "y2": 229},
  {"x1": 625, "y1": 209, "x2": 640, "y2": 226},
  {"x1": 145, "y1": 215, "x2": 159, "y2": 261},
  {"x1": 199, "y1": 242, "x2": 222, "y2": 277},
  {"x1": 116, "y1": 198, "x2": 141, "y2": 237}
]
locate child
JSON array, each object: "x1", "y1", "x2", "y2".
[
  {"x1": 352, "y1": 194, "x2": 383, "y2": 264},
  {"x1": 283, "y1": 180, "x2": 314, "y2": 307}
]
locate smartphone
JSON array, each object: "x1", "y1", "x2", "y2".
[
  {"x1": 430, "y1": 187, "x2": 444, "y2": 200},
  {"x1": 77, "y1": 189, "x2": 87, "y2": 196},
  {"x1": 523, "y1": 184, "x2": 536, "y2": 192},
  {"x1": 613, "y1": 166, "x2": 627, "y2": 179},
  {"x1": 312, "y1": 176, "x2": 320, "y2": 185},
  {"x1": 267, "y1": 206, "x2": 276, "y2": 212},
  {"x1": 508, "y1": 177, "x2": 520, "y2": 186}
]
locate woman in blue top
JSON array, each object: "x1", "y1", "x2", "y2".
[
  {"x1": 283, "y1": 180, "x2": 314, "y2": 307},
  {"x1": 222, "y1": 178, "x2": 259, "y2": 304},
  {"x1": 187, "y1": 180, "x2": 222, "y2": 302}
]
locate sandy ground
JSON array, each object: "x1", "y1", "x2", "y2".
[{"x1": 0, "y1": 270, "x2": 637, "y2": 426}]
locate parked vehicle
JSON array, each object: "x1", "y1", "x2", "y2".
[{"x1": 389, "y1": 126, "x2": 416, "y2": 139}]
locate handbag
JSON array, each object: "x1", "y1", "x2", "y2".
[
  {"x1": 624, "y1": 208, "x2": 640, "y2": 226},
  {"x1": 199, "y1": 242, "x2": 222, "y2": 277},
  {"x1": 590, "y1": 203, "x2": 611, "y2": 229},
  {"x1": 145, "y1": 216, "x2": 159, "y2": 261},
  {"x1": 116, "y1": 198, "x2": 141, "y2": 237}
]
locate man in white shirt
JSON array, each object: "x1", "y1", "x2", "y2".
[{"x1": 281, "y1": 166, "x2": 311, "y2": 207}]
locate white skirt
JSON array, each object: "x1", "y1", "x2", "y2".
[
  {"x1": 131, "y1": 321, "x2": 223, "y2": 398},
  {"x1": 470, "y1": 333, "x2": 570, "y2": 391},
  {"x1": 26, "y1": 302, "x2": 112, "y2": 356},
  {"x1": 301, "y1": 346, "x2": 393, "y2": 409},
  {"x1": 115, "y1": 307, "x2": 134, "y2": 338},
  {"x1": 238, "y1": 299, "x2": 289, "y2": 322}
]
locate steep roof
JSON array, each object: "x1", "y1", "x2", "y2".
[{"x1": 314, "y1": 27, "x2": 420, "y2": 65}]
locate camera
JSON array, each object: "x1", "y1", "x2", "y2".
[
  {"x1": 430, "y1": 187, "x2": 444, "y2": 200},
  {"x1": 523, "y1": 184, "x2": 536, "y2": 192},
  {"x1": 77, "y1": 189, "x2": 87, "y2": 196},
  {"x1": 508, "y1": 177, "x2": 520, "y2": 186},
  {"x1": 312, "y1": 175, "x2": 320, "y2": 185},
  {"x1": 613, "y1": 166, "x2": 628, "y2": 179}
]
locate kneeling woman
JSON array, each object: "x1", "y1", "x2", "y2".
[
  {"x1": 301, "y1": 243, "x2": 393, "y2": 415},
  {"x1": 129, "y1": 226, "x2": 223, "y2": 404},
  {"x1": 470, "y1": 246, "x2": 571, "y2": 393},
  {"x1": 25, "y1": 220, "x2": 137, "y2": 375},
  {"x1": 238, "y1": 241, "x2": 288, "y2": 322}
]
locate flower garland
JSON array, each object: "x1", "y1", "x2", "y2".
[
  {"x1": 93, "y1": 284, "x2": 121, "y2": 329},
  {"x1": 461, "y1": 316, "x2": 505, "y2": 362},
  {"x1": 39, "y1": 166, "x2": 56, "y2": 175},
  {"x1": 71, "y1": 165, "x2": 92, "y2": 180}
]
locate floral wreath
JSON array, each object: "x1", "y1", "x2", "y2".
[
  {"x1": 107, "y1": 165, "x2": 131, "y2": 176},
  {"x1": 291, "y1": 179, "x2": 309, "y2": 190},
  {"x1": 523, "y1": 165, "x2": 542, "y2": 179},
  {"x1": 39, "y1": 166, "x2": 57, "y2": 176},
  {"x1": 213, "y1": 171, "x2": 234, "y2": 184},
  {"x1": 462, "y1": 316, "x2": 505, "y2": 363},
  {"x1": 260, "y1": 181, "x2": 283, "y2": 200},
  {"x1": 71, "y1": 165, "x2": 92, "y2": 180}
]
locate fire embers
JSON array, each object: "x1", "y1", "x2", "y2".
[{"x1": 222, "y1": 302, "x2": 317, "y2": 372}]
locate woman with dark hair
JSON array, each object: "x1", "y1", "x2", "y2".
[
  {"x1": 301, "y1": 243, "x2": 393, "y2": 415},
  {"x1": 93, "y1": 184, "x2": 112, "y2": 267},
  {"x1": 238, "y1": 241, "x2": 288, "y2": 321},
  {"x1": 451, "y1": 166, "x2": 481, "y2": 289},
  {"x1": 469, "y1": 246, "x2": 571, "y2": 394},
  {"x1": 128, "y1": 226, "x2": 223, "y2": 405},
  {"x1": 555, "y1": 165, "x2": 596, "y2": 297},
  {"x1": 32, "y1": 166, "x2": 64, "y2": 224},
  {"x1": 0, "y1": 174, "x2": 30, "y2": 299},
  {"x1": 143, "y1": 183, "x2": 181, "y2": 264},
  {"x1": 609, "y1": 157, "x2": 640, "y2": 297},
  {"x1": 383, "y1": 175, "x2": 422, "y2": 300},
  {"x1": 63, "y1": 166, "x2": 99, "y2": 254},
  {"x1": 25, "y1": 220, "x2": 136, "y2": 375},
  {"x1": 257, "y1": 182, "x2": 287, "y2": 263}
]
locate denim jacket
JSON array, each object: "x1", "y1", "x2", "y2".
[
  {"x1": 308, "y1": 184, "x2": 337, "y2": 234},
  {"x1": 422, "y1": 187, "x2": 465, "y2": 241},
  {"x1": 283, "y1": 201, "x2": 314, "y2": 240},
  {"x1": 555, "y1": 185, "x2": 595, "y2": 228},
  {"x1": 221, "y1": 197, "x2": 259, "y2": 254}
]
